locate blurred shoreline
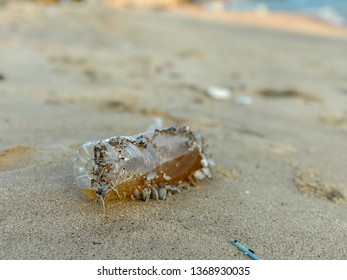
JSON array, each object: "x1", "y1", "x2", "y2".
[
  {"x1": 204, "y1": 0, "x2": 347, "y2": 27},
  {"x1": 59, "y1": 0, "x2": 347, "y2": 39},
  {"x1": 169, "y1": 4, "x2": 347, "y2": 39},
  {"x1": 2, "y1": 1, "x2": 347, "y2": 38},
  {"x1": 168, "y1": 1, "x2": 347, "y2": 39}
]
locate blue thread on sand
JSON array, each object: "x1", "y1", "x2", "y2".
[{"x1": 229, "y1": 239, "x2": 261, "y2": 260}]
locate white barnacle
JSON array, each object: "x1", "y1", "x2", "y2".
[
  {"x1": 202, "y1": 167, "x2": 212, "y2": 178},
  {"x1": 201, "y1": 157, "x2": 209, "y2": 168},
  {"x1": 146, "y1": 172, "x2": 157, "y2": 181},
  {"x1": 158, "y1": 188, "x2": 167, "y2": 200},
  {"x1": 193, "y1": 170, "x2": 205, "y2": 180},
  {"x1": 163, "y1": 173, "x2": 172, "y2": 181},
  {"x1": 133, "y1": 188, "x2": 141, "y2": 200},
  {"x1": 150, "y1": 186, "x2": 159, "y2": 200},
  {"x1": 142, "y1": 188, "x2": 151, "y2": 202}
]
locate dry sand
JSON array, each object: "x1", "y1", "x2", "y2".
[{"x1": 0, "y1": 1, "x2": 347, "y2": 260}]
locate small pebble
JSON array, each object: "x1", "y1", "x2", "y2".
[
  {"x1": 206, "y1": 86, "x2": 231, "y2": 100},
  {"x1": 235, "y1": 95, "x2": 253, "y2": 106}
]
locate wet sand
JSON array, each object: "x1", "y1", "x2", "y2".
[{"x1": 0, "y1": 2, "x2": 347, "y2": 259}]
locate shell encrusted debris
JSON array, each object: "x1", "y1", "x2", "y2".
[{"x1": 73, "y1": 126, "x2": 214, "y2": 205}]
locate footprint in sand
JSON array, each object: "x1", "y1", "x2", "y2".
[
  {"x1": 0, "y1": 146, "x2": 37, "y2": 172},
  {"x1": 294, "y1": 171, "x2": 346, "y2": 206}
]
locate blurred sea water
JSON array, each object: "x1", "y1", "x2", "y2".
[{"x1": 200, "y1": 0, "x2": 347, "y2": 26}]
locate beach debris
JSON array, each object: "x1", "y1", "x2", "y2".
[
  {"x1": 0, "y1": 73, "x2": 5, "y2": 81},
  {"x1": 258, "y1": 88, "x2": 322, "y2": 102},
  {"x1": 229, "y1": 239, "x2": 261, "y2": 260},
  {"x1": 206, "y1": 86, "x2": 231, "y2": 100},
  {"x1": 234, "y1": 95, "x2": 253, "y2": 106},
  {"x1": 74, "y1": 126, "x2": 214, "y2": 206}
]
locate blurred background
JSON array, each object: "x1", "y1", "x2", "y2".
[
  {"x1": 201, "y1": 0, "x2": 347, "y2": 26},
  {"x1": 1, "y1": 0, "x2": 347, "y2": 260},
  {"x1": 5, "y1": 0, "x2": 346, "y2": 26}
]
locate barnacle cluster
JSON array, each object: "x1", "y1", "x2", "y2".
[{"x1": 73, "y1": 126, "x2": 214, "y2": 205}]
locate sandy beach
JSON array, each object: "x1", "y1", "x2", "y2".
[{"x1": 0, "y1": 1, "x2": 347, "y2": 260}]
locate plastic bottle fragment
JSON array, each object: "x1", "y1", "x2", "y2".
[{"x1": 73, "y1": 126, "x2": 213, "y2": 205}]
